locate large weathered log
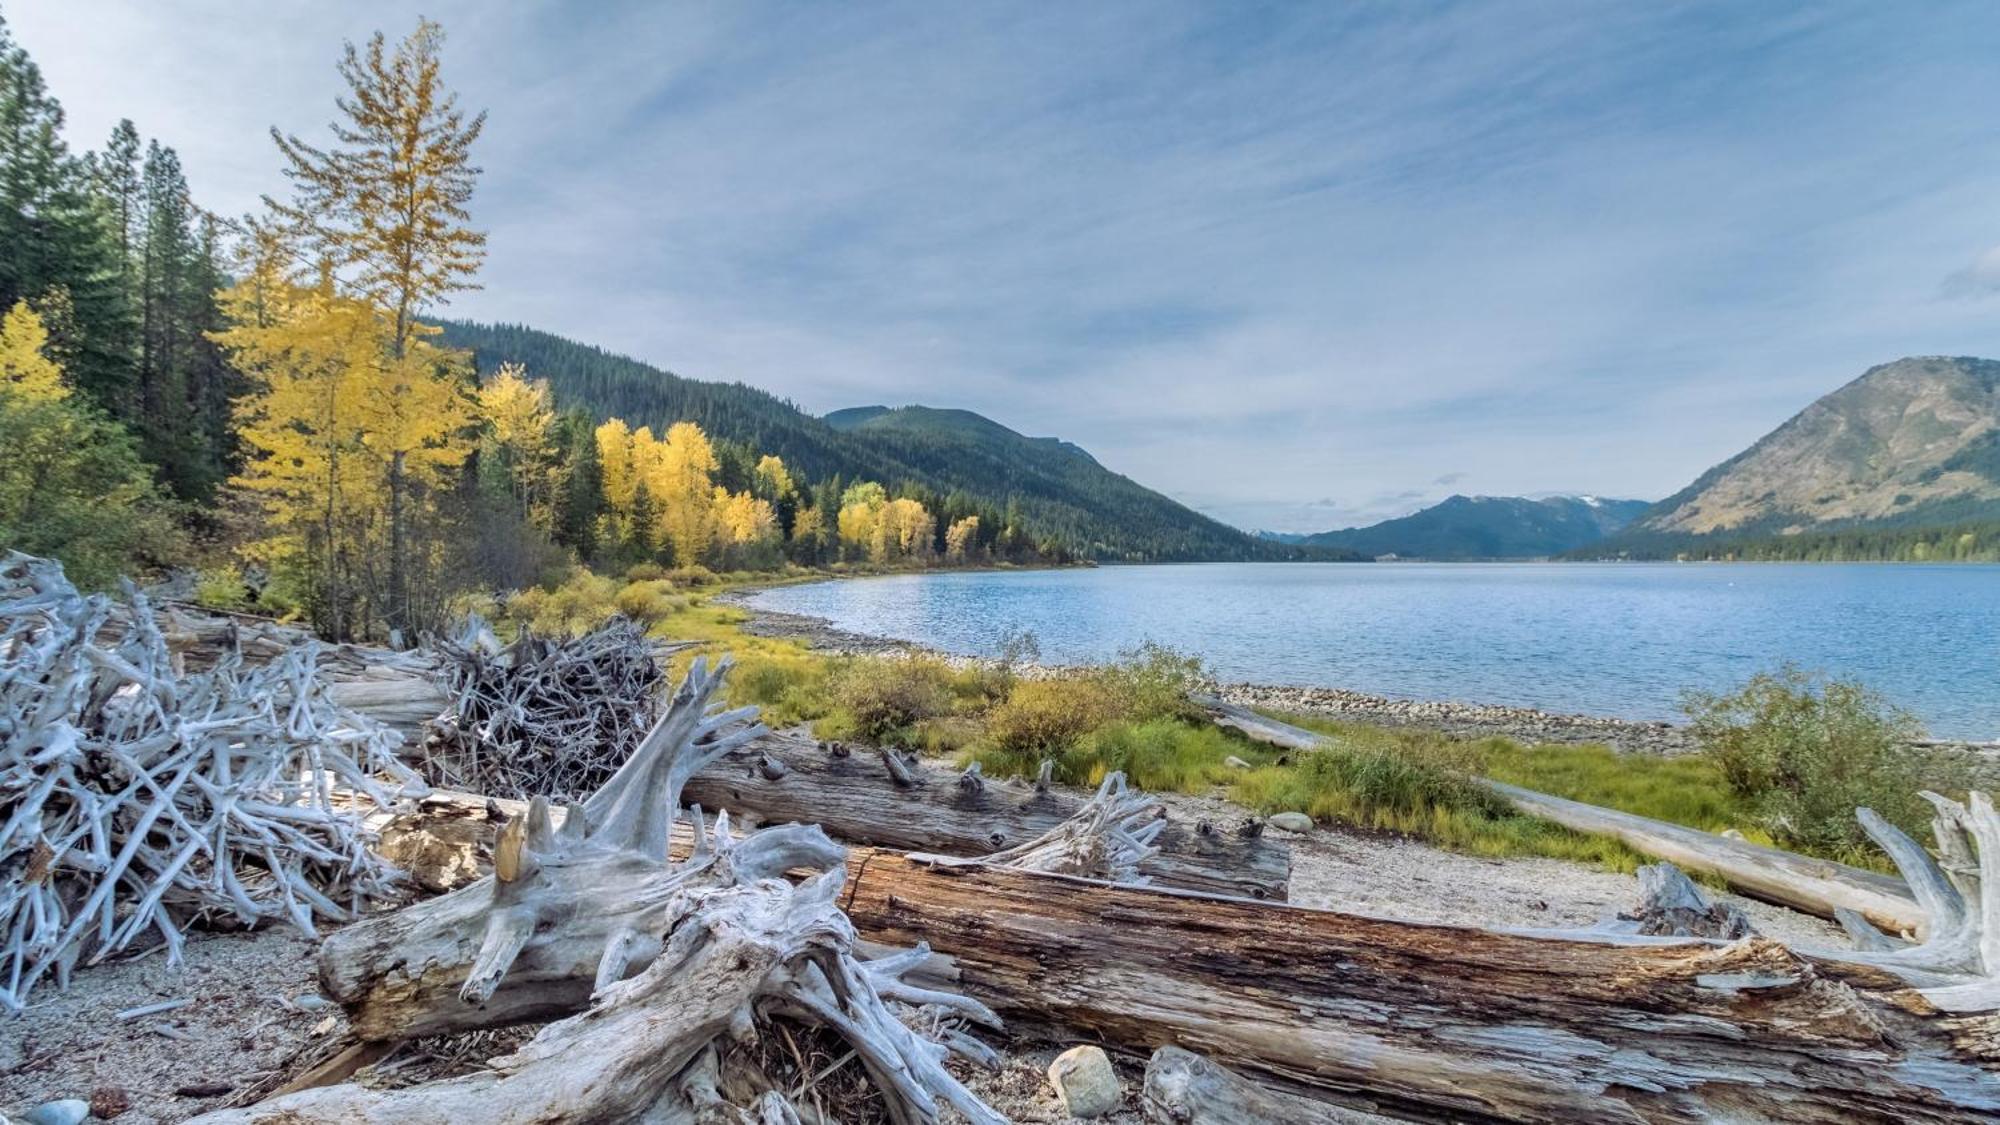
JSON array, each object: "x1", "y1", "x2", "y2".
[
  {"x1": 840, "y1": 851, "x2": 2000, "y2": 1123},
  {"x1": 1142, "y1": 1046, "x2": 1383, "y2": 1124},
  {"x1": 683, "y1": 730, "x2": 1291, "y2": 900},
  {"x1": 1196, "y1": 694, "x2": 1924, "y2": 931}
]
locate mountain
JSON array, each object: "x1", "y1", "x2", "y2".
[
  {"x1": 1598, "y1": 356, "x2": 2000, "y2": 557},
  {"x1": 437, "y1": 322, "x2": 1336, "y2": 562},
  {"x1": 1286, "y1": 495, "x2": 1651, "y2": 559}
]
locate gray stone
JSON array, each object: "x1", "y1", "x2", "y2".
[
  {"x1": 1267, "y1": 811, "x2": 1315, "y2": 833},
  {"x1": 23, "y1": 1099, "x2": 90, "y2": 1125},
  {"x1": 1048, "y1": 1044, "x2": 1121, "y2": 1118}
]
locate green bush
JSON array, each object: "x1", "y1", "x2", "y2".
[
  {"x1": 728, "y1": 652, "x2": 831, "y2": 727},
  {"x1": 984, "y1": 677, "x2": 1122, "y2": 754},
  {"x1": 1094, "y1": 641, "x2": 1208, "y2": 722},
  {"x1": 624, "y1": 561, "x2": 666, "y2": 582},
  {"x1": 825, "y1": 656, "x2": 957, "y2": 741},
  {"x1": 1684, "y1": 667, "x2": 1973, "y2": 859},
  {"x1": 613, "y1": 579, "x2": 684, "y2": 627},
  {"x1": 193, "y1": 567, "x2": 255, "y2": 612}
]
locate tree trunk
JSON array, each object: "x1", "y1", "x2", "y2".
[
  {"x1": 386, "y1": 449, "x2": 407, "y2": 646},
  {"x1": 680, "y1": 730, "x2": 1291, "y2": 900},
  {"x1": 840, "y1": 853, "x2": 2000, "y2": 1123}
]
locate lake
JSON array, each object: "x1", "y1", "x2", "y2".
[{"x1": 746, "y1": 563, "x2": 2000, "y2": 739}]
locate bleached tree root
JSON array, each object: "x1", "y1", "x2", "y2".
[
  {"x1": 1595, "y1": 862, "x2": 1755, "y2": 939},
  {"x1": 927, "y1": 770, "x2": 1165, "y2": 883},
  {"x1": 1811, "y1": 791, "x2": 2000, "y2": 1012},
  {"x1": 0, "y1": 553, "x2": 418, "y2": 1014},
  {"x1": 273, "y1": 656, "x2": 1002, "y2": 1124}
]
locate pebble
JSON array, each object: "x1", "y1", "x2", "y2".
[
  {"x1": 1268, "y1": 811, "x2": 1315, "y2": 833},
  {"x1": 1047, "y1": 1045, "x2": 1121, "y2": 1118},
  {"x1": 22, "y1": 1100, "x2": 89, "y2": 1125}
]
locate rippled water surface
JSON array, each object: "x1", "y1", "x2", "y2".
[{"x1": 748, "y1": 563, "x2": 2000, "y2": 738}]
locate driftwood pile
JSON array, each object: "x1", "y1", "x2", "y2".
[
  {"x1": 200, "y1": 656, "x2": 1006, "y2": 1123},
  {"x1": 0, "y1": 553, "x2": 419, "y2": 1014},
  {"x1": 420, "y1": 614, "x2": 664, "y2": 799}
]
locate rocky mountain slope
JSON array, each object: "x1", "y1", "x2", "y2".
[{"x1": 1632, "y1": 356, "x2": 2000, "y2": 538}]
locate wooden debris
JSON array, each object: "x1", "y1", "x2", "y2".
[
  {"x1": 419, "y1": 615, "x2": 664, "y2": 800},
  {"x1": 1196, "y1": 693, "x2": 1924, "y2": 929},
  {"x1": 1142, "y1": 1046, "x2": 1368, "y2": 1124},
  {"x1": 940, "y1": 771, "x2": 1165, "y2": 884},
  {"x1": 681, "y1": 730, "x2": 1290, "y2": 900},
  {"x1": 1598, "y1": 862, "x2": 1755, "y2": 940},
  {"x1": 0, "y1": 553, "x2": 417, "y2": 1014},
  {"x1": 841, "y1": 851, "x2": 2000, "y2": 1122},
  {"x1": 208, "y1": 656, "x2": 1003, "y2": 1124}
]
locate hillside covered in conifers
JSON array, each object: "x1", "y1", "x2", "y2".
[{"x1": 439, "y1": 321, "x2": 1330, "y2": 563}]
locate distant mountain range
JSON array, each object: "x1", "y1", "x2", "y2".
[
  {"x1": 437, "y1": 322, "x2": 1343, "y2": 562},
  {"x1": 1270, "y1": 495, "x2": 1651, "y2": 559},
  {"x1": 1591, "y1": 356, "x2": 2000, "y2": 559}
]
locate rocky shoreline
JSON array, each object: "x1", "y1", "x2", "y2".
[{"x1": 719, "y1": 588, "x2": 1698, "y2": 754}]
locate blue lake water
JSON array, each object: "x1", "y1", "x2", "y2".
[{"x1": 747, "y1": 563, "x2": 2000, "y2": 739}]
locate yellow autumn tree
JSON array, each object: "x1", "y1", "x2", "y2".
[
  {"x1": 264, "y1": 17, "x2": 485, "y2": 638},
  {"x1": 945, "y1": 515, "x2": 980, "y2": 561},
  {"x1": 837, "y1": 481, "x2": 888, "y2": 561},
  {"x1": 478, "y1": 362, "x2": 557, "y2": 527},
  {"x1": 884, "y1": 497, "x2": 935, "y2": 560},
  {"x1": 752, "y1": 454, "x2": 794, "y2": 500},
  {"x1": 214, "y1": 268, "x2": 474, "y2": 640},
  {"x1": 0, "y1": 300, "x2": 67, "y2": 401},
  {"x1": 650, "y1": 421, "x2": 720, "y2": 566},
  {"x1": 595, "y1": 418, "x2": 638, "y2": 518}
]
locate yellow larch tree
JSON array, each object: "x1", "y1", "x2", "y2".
[
  {"x1": 0, "y1": 300, "x2": 67, "y2": 401},
  {"x1": 651, "y1": 421, "x2": 719, "y2": 566},
  {"x1": 479, "y1": 362, "x2": 558, "y2": 527},
  {"x1": 945, "y1": 515, "x2": 980, "y2": 561},
  {"x1": 752, "y1": 454, "x2": 793, "y2": 500}
]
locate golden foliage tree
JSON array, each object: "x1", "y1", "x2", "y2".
[
  {"x1": 0, "y1": 300, "x2": 67, "y2": 401},
  {"x1": 479, "y1": 362, "x2": 557, "y2": 526},
  {"x1": 945, "y1": 515, "x2": 980, "y2": 562},
  {"x1": 651, "y1": 421, "x2": 719, "y2": 566},
  {"x1": 214, "y1": 268, "x2": 473, "y2": 640},
  {"x1": 264, "y1": 16, "x2": 485, "y2": 637}
]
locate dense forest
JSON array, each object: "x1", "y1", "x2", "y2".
[
  {"x1": 0, "y1": 12, "x2": 1321, "y2": 646},
  {"x1": 438, "y1": 321, "x2": 1312, "y2": 563},
  {"x1": 1575, "y1": 520, "x2": 2000, "y2": 562}
]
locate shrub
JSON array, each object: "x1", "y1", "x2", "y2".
[
  {"x1": 728, "y1": 652, "x2": 831, "y2": 727},
  {"x1": 825, "y1": 656, "x2": 956, "y2": 741},
  {"x1": 613, "y1": 579, "x2": 684, "y2": 627},
  {"x1": 1685, "y1": 667, "x2": 1974, "y2": 859},
  {"x1": 1093, "y1": 641, "x2": 1208, "y2": 722},
  {"x1": 984, "y1": 677, "x2": 1122, "y2": 755},
  {"x1": 193, "y1": 567, "x2": 254, "y2": 612},
  {"x1": 624, "y1": 561, "x2": 666, "y2": 582}
]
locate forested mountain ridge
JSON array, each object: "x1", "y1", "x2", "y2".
[
  {"x1": 439, "y1": 321, "x2": 1330, "y2": 562},
  {"x1": 1283, "y1": 495, "x2": 1650, "y2": 559},
  {"x1": 1590, "y1": 356, "x2": 2000, "y2": 560}
]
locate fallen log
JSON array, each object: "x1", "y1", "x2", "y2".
[
  {"x1": 841, "y1": 851, "x2": 2000, "y2": 1123},
  {"x1": 682, "y1": 729, "x2": 1291, "y2": 900},
  {"x1": 1195, "y1": 694, "x2": 1924, "y2": 931}
]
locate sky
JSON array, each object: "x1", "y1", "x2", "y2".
[{"x1": 13, "y1": 2, "x2": 2000, "y2": 532}]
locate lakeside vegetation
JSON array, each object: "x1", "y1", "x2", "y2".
[{"x1": 469, "y1": 564, "x2": 1973, "y2": 874}]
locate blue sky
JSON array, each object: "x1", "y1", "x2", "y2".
[{"x1": 15, "y1": 1, "x2": 2000, "y2": 531}]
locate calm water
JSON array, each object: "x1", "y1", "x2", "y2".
[{"x1": 748, "y1": 563, "x2": 2000, "y2": 739}]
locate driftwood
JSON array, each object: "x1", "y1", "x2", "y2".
[
  {"x1": 1803, "y1": 792, "x2": 2000, "y2": 1013},
  {"x1": 0, "y1": 554, "x2": 418, "y2": 1014},
  {"x1": 948, "y1": 770, "x2": 1165, "y2": 883},
  {"x1": 1597, "y1": 862, "x2": 1755, "y2": 940},
  {"x1": 841, "y1": 851, "x2": 2000, "y2": 1123},
  {"x1": 419, "y1": 615, "x2": 665, "y2": 799},
  {"x1": 265, "y1": 656, "x2": 1005, "y2": 1125},
  {"x1": 1196, "y1": 694, "x2": 1924, "y2": 930},
  {"x1": 683, "y1": 730, "x2": 1291, "y2": 900}
]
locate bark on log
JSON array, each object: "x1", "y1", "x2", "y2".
[
  {"x1": 682, "y1": 730, "x2": 1291, "y2": 901},
  {"x1": 840, "y1": 852, "x2": 2000, "y2": 1123},
  {"x1": 1195, "y1": 694, "x2": 1924, "y2": 932}
]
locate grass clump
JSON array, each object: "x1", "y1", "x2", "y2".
[
  {"x1": 819, "y1": 656, "x2": 960, "y2": 743},
  {"x1": 1685, "y1": 667, "x2": 1976, "y2": 861}
]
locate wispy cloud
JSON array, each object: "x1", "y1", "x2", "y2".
[{"x1": 14, "y1": 1, "x2": 2000, "y2": 534}]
